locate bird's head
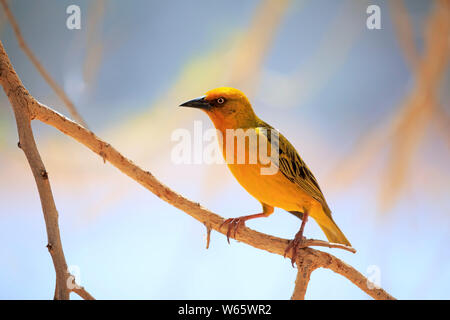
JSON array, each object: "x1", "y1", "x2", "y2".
[{"x1": 180, "y1": 87, "x2": 258, "y2": 129}]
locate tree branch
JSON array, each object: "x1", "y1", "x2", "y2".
[
  {"x1": 292, "y1": 247, "x2": 394, "y2": 300},
  {"x1": 0, "y1": 38, "x2": 394, "y2": 299},
  {"x1": 0, "y1": 0, "x2": 88, "y2": 128},
  {"x1": 291, "y1": 251, "x2": 319, "y2": 300},
  {"x1": 0, "y1": 41, "x2": 92, "y2": 299},
  {"x1": 71, "y1": 286, "x2": 96, "y2": 300}
]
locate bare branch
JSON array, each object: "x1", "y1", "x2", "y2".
[
  {"x1": 0, "y1": 40, "x2": 70, "y2": 299},
  {"x1": 71, "y1": 286, "x2": 96, "y2": 300},
  {"x1": 300, "y1": 239, "x2": 356, "y2": 253},
  {"x1": 0, "y1": 0, "x2": 88, "y2": 128},
  {"x1": 0, "y1": 41, "x2": 93, "y2": 300},
  {"x1": 292, "y1": 248, "x2": 396, "y2": 300},
  {"x1": 291, "y1": 251, "x2": 319, "y2": 300},
  {"x1": 307, "y1": 248, "x2": 394, "y2": 300}
]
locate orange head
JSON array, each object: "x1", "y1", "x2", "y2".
[{"x1": 180, "y1": 87, "x2": 259, "y2": 130}]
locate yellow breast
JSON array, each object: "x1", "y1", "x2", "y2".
[{"x1": 218, "y1": 127, "x2": 313, "y2": 211}]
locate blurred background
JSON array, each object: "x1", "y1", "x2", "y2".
[{"x1": 0, "y1": 0, "x2": 449, "y2": 299}]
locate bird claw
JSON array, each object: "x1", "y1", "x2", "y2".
[
  {"x1": 220, "y1": 217, "x2": 246, "y2": 243},
  {"x1": 284, "y1": 235, "x2": 307, "y2": 267}
]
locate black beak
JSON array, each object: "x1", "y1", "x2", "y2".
[{"x1": 179, "y1": 95, "x2": 210, "y2": 109}]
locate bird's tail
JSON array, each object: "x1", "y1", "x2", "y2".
[{"x1": 317, "y1": 215, "x2": 351, "y2": 247}]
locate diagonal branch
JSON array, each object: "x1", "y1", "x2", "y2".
[
  {"x1": 0, "y1": 0, "x2": 88, "y2": 128},
  {"x1": 292, "y1": 247, "x2": 394, "y2": 300},
  {"x1": 0, "y1": 38, "x2": 393, "y2": 300},
  {"x1": 71, "y1": 286, "x2": 96, "y2": 300}
]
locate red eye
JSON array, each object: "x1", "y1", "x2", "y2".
[{"x1": 217, "y1": 97, "x2": 225, "y2": 104}]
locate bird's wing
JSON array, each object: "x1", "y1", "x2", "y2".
[{"x1": 257, "y1": 123, "x2": 332, "y2": 217}]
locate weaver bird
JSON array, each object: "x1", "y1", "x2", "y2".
[{"x1": 180, "y1": 87, "x2": 351, "y2": 264}]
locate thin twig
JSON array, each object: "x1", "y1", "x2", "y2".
[
  {"x1": 301, "y1": 239, "x2": 356, "y2": 253},
  {"x1": 0, "y1": 0, "x2": 88, "y2": 128},
  {"x1": 205, "y1": 224, "x2": 212, "y2": 249}
]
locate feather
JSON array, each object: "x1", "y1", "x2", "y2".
[{"x1": 257, "y1": 120, "x2": 333, "y2": 218}]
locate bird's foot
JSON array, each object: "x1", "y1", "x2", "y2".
[
  {"x1": 219, "y1": 217, "x2": 247, "y2": 244},
  {"x1": 284, "y1": 233, "x2": 307, "y2": 267}
]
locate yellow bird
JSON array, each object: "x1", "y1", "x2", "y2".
[{"x1": 180, "y1": 87, "x2": 351, "y2": 263}]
